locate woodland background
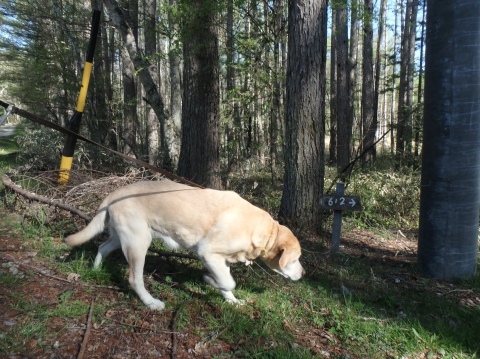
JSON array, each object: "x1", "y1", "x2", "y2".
[{"x1": 0, "y1": 0, "x2": 425, "y2": 231}]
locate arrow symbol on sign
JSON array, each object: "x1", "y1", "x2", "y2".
[{"x1": 349, "y1": 199, "x2": 356, "y2": 207}]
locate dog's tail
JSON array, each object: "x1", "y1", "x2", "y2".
[{"x1": 64, "y1": 200, "x2": 109, "y2": 247}]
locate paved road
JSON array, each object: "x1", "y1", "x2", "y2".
[{"x1": 0, "y1": 125, "x2": 16, "y2": 138}]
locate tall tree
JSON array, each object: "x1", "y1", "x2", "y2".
[
  {"x1": 279, "y1": 0, "x2": 327, "y2": 232},
  {"x1": 168, "y1": 0, "x2": 182, "y2": 169},
  {"x1": 396, "y1": 0, "x2": 419, "y2": 163},
  {"x1": 334, "y1": 0, "x2": 352, "y2": 176},
  {"x1": 329, "y1": 8, "x2": 337, "y2": 164},
  {"x1": 269, "y1": 0, "x2": 284, "y2": 182},
  {"x1": 104, "y1": 0, "x2": 171, "y2": 165},
  {"x1": 361, "y1": 0, "x2": 374, "y2": 166},
  {"x1": 372, "y1": 0, "x2": 387, "y2": 158},
  {"x1": 144, "y1": 0, "x2": 160, "y2": 165},
  {"x1": 177, "y1": 0, "x2": 221, "y2": 188},
  {"x1": 121, "y1": 0, "x2": 139, "y2": 157}
]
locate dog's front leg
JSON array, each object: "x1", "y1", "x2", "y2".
[{"x1": 201, "y1": 254, "x2": 245, "y2": 306}]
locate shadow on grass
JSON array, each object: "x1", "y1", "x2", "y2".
[{"x1": 303, "y1": 235, "x2": 480, "y2": 357}]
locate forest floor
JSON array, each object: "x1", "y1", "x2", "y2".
[
  {"x1": 1, "y1": 198, "x2": 479, "y2": 358},
  {"x1": 1, "y1": 127, "x2": 479, "y2": 358}
]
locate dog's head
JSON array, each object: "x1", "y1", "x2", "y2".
[{"x1": 261, "y1": 224, "x2": 305, "y2": 280}]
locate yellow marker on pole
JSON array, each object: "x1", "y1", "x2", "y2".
[
  {"x1": 58, "y1": 10, "x2": 101, "y2": 185},
  {"x1": 76, "y1": 62, "x2": 93, "y2": 112}
]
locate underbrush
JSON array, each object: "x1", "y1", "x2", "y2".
[{"x1": 345, "y1": 167, "x2": 420, "y2": 230}]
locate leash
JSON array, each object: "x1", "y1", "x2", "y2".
[{"x1": 0, "y1": 100, "x2": 204, "y2": 189}]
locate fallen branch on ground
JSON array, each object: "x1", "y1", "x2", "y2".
[
  {"x1": 77, "y1": 297, "x2": 95, "y2": 359},
  {"x1": 1, "y1": 174, "x2": 91, "y2": 222}
]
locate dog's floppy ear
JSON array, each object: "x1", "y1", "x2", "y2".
[
  {"x1": 279, "y1": 247, "x2": 297, "y2": 269},
  {"x1": 276, "y1": 225, "x2": 298, "y2": 268},
  {"x1": 279, "y1": 249, "x2": 289, "y2": 269}
]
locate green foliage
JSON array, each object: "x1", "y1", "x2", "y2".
[
  {"x1": 15, "y1": 124, "x2": 70, "y2": 171},
  {"x1": 345, "y1": 167, "x2": 421, "y2": 229},
  {"x1": 0, "y1": 136, "x2": 18, "y2": 172}
]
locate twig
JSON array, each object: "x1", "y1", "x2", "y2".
[
  {"x1": 0, "y1": 253, "x2": 73, "y2": 284},
  {"x1": 77, "y1": 297, "x2": 95, "y2": 359},
  {"x1": 439, "y1": 289, "x2": 474, "y2": 296},
  {"x1": 1, "y1": 174, "x2": 92, "y2": 222},
  {"x1": 202, "y1": 325, "x2": 231, "y2": 346},
  {"x1": 0, "y1": 253, "x2": 121, "y2": 291}
]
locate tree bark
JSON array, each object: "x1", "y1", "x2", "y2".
[
  {"x1": 329, "y1": 9, "x2": 337, "y2": 164},
  {"x1": 396, "y1": 0, "x2": 419, "y2": 163},
  {"x1": 361, "y1": 0, "x2": 375, "y2": 167},
  {"x1": 144, "y1": 0, "x2": 160, "y2": 165},
  {"x1": 371, "y1": 0, "x2": 387, "y2": 160},
  {"x1": 177, "y1": 0, "x2": 221, "y2": 189},
  {"x1": 103, "y1": 0, "x2": 171, "y2": 166},
  {"x1": 168, "y1": 0, "x2": 182, "y2": 170},
  {"x1": 121, "y1": 0, "x2": 138, "y2": 157},
  {"x1": 279, "y1": 0, "x2": 327, "y2": 232},
  {"x1": 334, "y1": 0, "x2": 352, "y2": 177}
]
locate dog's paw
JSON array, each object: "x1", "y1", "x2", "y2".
[
  {"x1": 220, "y1": 290, "x2": 245, "y2": 306},
  {"x1": 146, "y1": 298, "x2": 166, "y2": 311},
  {"x1": 226, "y1": 298, "x2": 246, "y2": 306}
]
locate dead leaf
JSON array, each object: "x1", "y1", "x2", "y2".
[{"x1": 67, "y1": 272, "x2": 81, "y2": 281}]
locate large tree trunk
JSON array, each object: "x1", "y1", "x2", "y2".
[
  {"x1": 168, "y1": 0, "x2": 182, "y2": 170},
  {"x1": 329, "y1": 9, "x2": 337, "y2": 164},
  {"x1": 225, "y1": 0, "x2": 240, "y2": 172},
  {"x1": 349, "y1": 0, "x2": 359, "y2": 144},
  {"x1": 121, "y1": 0, "x2": 138, "y2": 157},
  {"x1": 335, "y1": 0, "x2": 352, "y2": 177},
  {"x1": 144, "y1": 0, "x2": 160, "y2": 165},
  {"x1": 361, "y1": 0, "x2": 375, "y2": 167},
  {"x1": 177, "y1": 0, "x2": 221, "y2": 189},
  {"x1": 279, "y1": 0, "x2": 327, "y2": 232}
]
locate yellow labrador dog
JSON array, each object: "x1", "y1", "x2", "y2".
[{"x1": 65, "y1": 180, "x2": 305, "y2": 310}]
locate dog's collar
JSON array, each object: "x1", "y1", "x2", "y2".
[{"x1": 260, "y1": 220, "x2": 278, "y2": 259}]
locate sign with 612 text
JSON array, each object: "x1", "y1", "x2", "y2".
[{"x1": 320, "y1": 195, "x2": 362, "y2": 211}]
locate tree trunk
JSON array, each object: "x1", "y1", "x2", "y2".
[
  {"x1": 121, "y1": 0, "x2": 138, "y2": 157},
  {"x1": 414, "y1": 0, "x2": 426, "y2": 158},
  {"x1": 396, "y1": 0, "x2": 419, "y2": 163},
  {"x1": 279, "y1": 0, "x2": 327, "y2": 232},
  {"x1": 372, "y1": 0, "x2": 387, "y2": 159},
  {"x1": 269, "y1": 0, "x2": 284, "y2": 183},
  {"x1": 361, "y1": 0, "x2": 375, "y2": 167},
  {"x1": 329, "y1": 8, "x2": 337, "y2": 164},
  {"x1": 177, "y1": 0, "x2": 221, "y2": 189},
  {"x1": 144, "y1": 0, "x2": 160, "y2": 165},
  {"x1": 349, "y1": 0, "x2": 359, "y2": 144},
  {"x1": 335, "y1": 0, "x2": 352, "y2": 177},
  {"x1": 168, "y1": 0, "x2": 182, "y2": 170},
  {"x1": 104, "y1": 0, "x2": 171, "y2": 166}
]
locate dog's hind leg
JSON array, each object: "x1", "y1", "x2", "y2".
[
  {"x1": 93, "y1": 228, "x2": 121, "y2": 269},
  {"x1": 201, "y1": 254, "x2": 245, "y2": 305},
  {"x1": 120, "y1": 227, "x2": 165, "y2": 311}
]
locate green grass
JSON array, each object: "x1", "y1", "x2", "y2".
[{"x1": 2, "y1": 225, "x2": 479, "y2": 358}]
